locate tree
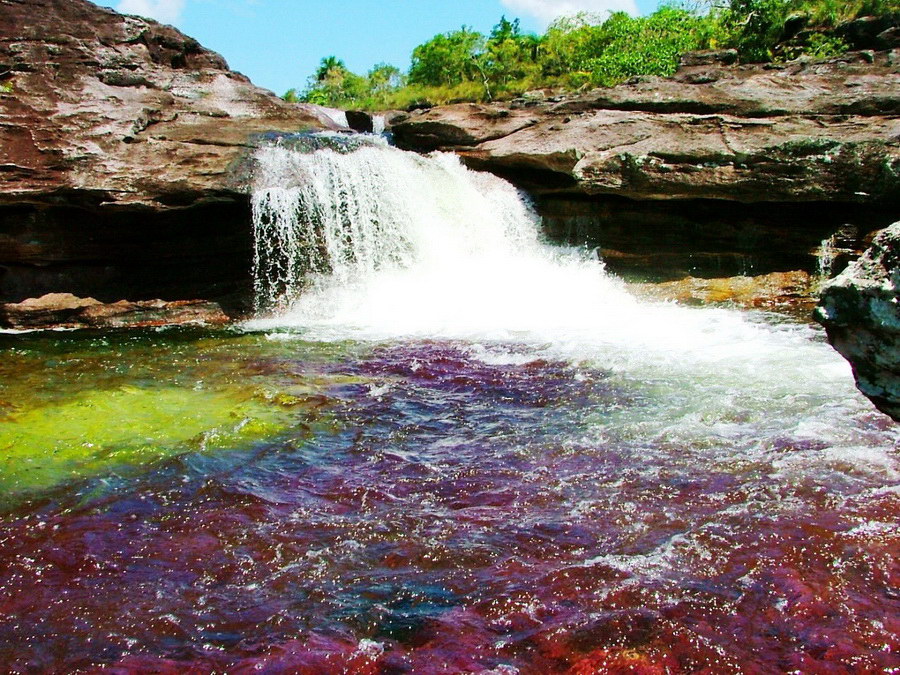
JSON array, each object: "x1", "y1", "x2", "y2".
[
  {"x1": 315, "y1": 56, "x2": 346, "y2": 81},
  {"x1": 408, "y1": 27, "x2": 486, "y2": 87},
  {"x1": 367, "y1": 63, "x2": 404, "y2": 94},
  {"x1": 484, "y1": 16, "x2": 541, "y2": 85}
]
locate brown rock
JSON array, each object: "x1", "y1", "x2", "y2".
[
  {"x1": 0, "y1": 0, "x2": 327, "y2": 211},
  {"x1": 678, "y1": 49, "x2": 738, "y2": 68},
  {"x1": 0, "y1": 293, "x2": 229, "y2": 330},
  {"x1": 0, "y1": 0, "x2": 334, "y2": 309},
  {"x1": 629, "y1": 271, "x2": 815, "y2": 311}
]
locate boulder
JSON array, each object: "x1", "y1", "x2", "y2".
[
  {"x1": 346, "y1": 110, "x2": 374, "y2": 133},
  {"x1": 0, "y1": 293, "x2": 229, "y2": 329},
  {"x1": 835, "y1": 14, "x2": 900, "y2": 50},
  {"x1": 815, "y1": 222, "x2": 900, "y2": 421},
  {"x1": 0, "y1": 0, "x2": 326, "y2": 211}
]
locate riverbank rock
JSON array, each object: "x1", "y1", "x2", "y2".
[
  {"x1": 630, "y1": 271, "x2": 816, "y2": 312},
  {"x1": 392, "y1": 51, "x2": 900, "y2": 203},
  {"x1": 0, "y1": 293, "x2": 229, "y2": 330},
  {"x1": 815, "y1": 222, "x2": 900, "y2": 421},
  {"x1": 0, "y1": 0, "x2": 331, "y2": 309}
]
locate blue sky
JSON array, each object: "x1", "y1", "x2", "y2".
[{"x1": 111, "y1": 0, "x2": 661, "y2": 96}]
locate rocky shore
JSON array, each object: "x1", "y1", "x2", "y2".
[
  {"x1": 816, "y1": 222, "x2": 900, "y2": 421},
  {"x1": 391, "y1": 50, "x2": 899, "y2": 204}
]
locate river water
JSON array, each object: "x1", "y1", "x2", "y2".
[{"x1": 0, "y1": 140, "x2": 897, "y2": 673}]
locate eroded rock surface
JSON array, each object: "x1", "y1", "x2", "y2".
[
  {"x1": 816, "y1": 222, "x2": 900, "y2": 421},
  {"x1": 393, "y1": 52, "x2": 900, "y2": 203},
  {"x1": 0, "y1": 0, "x2": 332, "y2": 312},
  {"x1": 0, "y1": 292, "x2": 228, "y2": 329},
  {"x1": 0, "y1": 0, "x2": 324, "y2": 210}
]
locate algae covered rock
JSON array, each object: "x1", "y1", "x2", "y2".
[{"x1": 815, "y1": 222, "x2": 900, "y2": 420}]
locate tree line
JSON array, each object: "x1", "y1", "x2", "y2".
[{"x1": 284, "y1": 0, "x2": 899, "y2": 110}]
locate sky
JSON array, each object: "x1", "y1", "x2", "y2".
[{"x1": 110, "y1": 0, "x2": 661, "y2": 96}]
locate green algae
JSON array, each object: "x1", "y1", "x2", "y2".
[
  {"x1": 0, "y1": 385, "x2": 289, "y2": 496},
  {"x1": 0, "y1": 329, "x2": 369, "y2": 502}
]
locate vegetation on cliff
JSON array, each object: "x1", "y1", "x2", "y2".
[{"x1": 285, "y1": 0, "x2": 899, "y2": 110}]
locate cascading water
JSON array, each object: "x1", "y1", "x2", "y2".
[{"x1": 250, "y1": 140, "x2": 851, "y2": 385}]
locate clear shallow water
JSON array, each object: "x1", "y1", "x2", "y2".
[{"x1": 0, "y1": 142, "x2": 897, "y2": 672}]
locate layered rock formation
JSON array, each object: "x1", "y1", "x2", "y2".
[
  {"x1": 816, "y1": 222, "x2": 900, "y2": 421},
  {"x1": 0, "y1": 0, "x2": 325, "y2": 311},
  {"x1": 392, "y1": 51, "x2": 900, "y2": 204},
  {"x1": 0, "y1": 292, "x2": 228, "y2": 329},
  {"x1": 0, "y1": 0, "x2": 324, "y2": 208}
]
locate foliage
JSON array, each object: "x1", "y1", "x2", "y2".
[
  {"x1": 283, "y1": 0, "x2": 899, "y2": 110},
  {"x1": 802, "y1": 32, "x2": 849, "y2": 58},
  {"x1": 577, "y1": 7, "x2": 726, "y2": 86},
  {"x1": 724, "y1": 0, "x2": 791, "y2": 62},
  {"x1": 408, "y1": 27, "x2": 486, "y2": 88}
]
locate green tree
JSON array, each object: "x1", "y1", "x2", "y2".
[
  {"x1": 315, "y1": 56, "x2": 346, "y2": 81},
  {"x1": 724, "y1": 0, "x2": 791, "y2": 62},
  {"x1": 301, "y1": 56, "x2": 369, "y2": 107},
  {"x1": 408, "y1": 27, "x2": 486, "y2": 87},
  {"x1": 367, "y1": 63, "x2": 404, "y2": 94},
  {"x1": 484, "y1": 16, "x2": 542, "y2": 85}
]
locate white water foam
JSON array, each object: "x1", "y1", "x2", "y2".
[{"x1": 245, "y1": 139, "x2": 898, "y2": 465}]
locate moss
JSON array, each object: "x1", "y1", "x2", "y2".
[{"x1": 776, "y1": 137, "x2": 841, "y2": 157}]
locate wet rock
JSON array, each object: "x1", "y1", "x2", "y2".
[
  {"x1": 630, "y1": 271, "x2": 815, "y2": 311},
  {"x1": 816, "y1": 222, "x2": 900, "y2": 421},
  {"x1": 346, "y1": 110, "x2": 374, "y2": 133},
  {"x1": 0, "y1": 293, "x2": 229, "y2": 330}
]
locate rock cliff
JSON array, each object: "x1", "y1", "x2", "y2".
[
  {"x1": 816, "y1": 222, "x2": 900, "y2": 421},
  {"x1": 0, "y1": 0, "x2": 324, "y2": 209},
  {"x1": 0, "y1": 0, "x2": 325, "y2": 310}
]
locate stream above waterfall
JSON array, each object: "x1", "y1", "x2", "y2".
[{"x1": 0, "y1": 139, "x2": 897, "y2": 673}]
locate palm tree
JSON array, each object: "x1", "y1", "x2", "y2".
[{"x1": 316, "y1": 56, "x2": 346, "y2": 82}]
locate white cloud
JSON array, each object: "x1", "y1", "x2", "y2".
[
  {"x1": 500, "y1": 0, "x2": 639, "y2": 27},
  {"x1": 116, "y1": 0, "x2": 186, "y2": 24}
]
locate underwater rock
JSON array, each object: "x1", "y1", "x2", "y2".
[
  {"x1": 816, "y1": 222, "x2": 900, "y2": 421},
  {"x1": 0, "y1": 293, "x2": 229, "y2": 329}
]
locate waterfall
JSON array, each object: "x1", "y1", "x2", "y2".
[
  {"x1": 816, "y1": 235, "x2": 838, "y2": 279},
  {"x1": 247, "y1": 137, "x2": 856, "y2": 398},
  {"x1": 250, "y1": 136, "x2": 545, "y2": 314}
]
